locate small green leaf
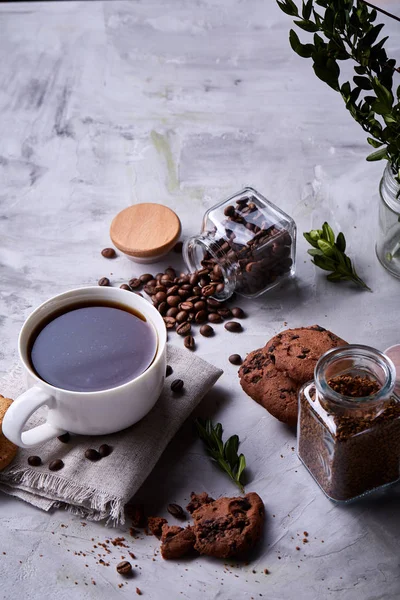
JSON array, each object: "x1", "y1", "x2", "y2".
[
  {"x1": 327, "y1": 272, "x2": 343, "y2": 282},
  {"x1": 302, "y1": 0, "x2": 312, "y2": 20},
  {"x1": 322, "y1": 222, "x2": 335, "y2": 245},
  {"x1": 294, "y1": 19, "x2": 320, "y2": 33},
  {"x1": 289, "y1": 29, "x2": 314, "y2": 58},
  {"x1": 224, "y1": 435, "x2": 239, "y2": 467},
  {"x1": 366, "y1": 147, "x2": 388, "y2": 161},
  {"x1": 277, "y1": 0, "x2": 299, "y2": 17},
  {"x1": 353, "y1": 76, "x2": 372, "y2": 90},
  {"x1": 237, "y1": 454, "x2": 246, "y2": 482},
  {"x1": 336, "y1": 232, "x2": 346, "y2": 252},
  {"x1": 367, "y1": 137, "x2": 383, "y2": 149},
  {"x1": 317, "y1": 239, "x2": 335, "y2": 256}
]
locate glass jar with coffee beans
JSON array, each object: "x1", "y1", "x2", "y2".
[
  {"x1": 298, "y1": 345, "x2": 400, "y2": 502},
  {"x1": 183, "y1": 187, "x2": 296, "y2": 300}
]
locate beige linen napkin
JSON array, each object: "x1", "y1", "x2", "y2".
[{"x1": 0, "y1": 345, "x2": 222, "y2": 523}]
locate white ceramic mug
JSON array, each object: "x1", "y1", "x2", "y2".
[{"x1": 2, "y1": 286, "x2": 167, "y2": 448}]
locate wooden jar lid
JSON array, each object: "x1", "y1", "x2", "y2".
[{"x1": 110, "y1": 203, "x2": 181, "y2": 262}]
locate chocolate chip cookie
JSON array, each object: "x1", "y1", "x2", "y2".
[
  {"x1": 191, "y1": 492, "x2": 264, "y2": 558},
  {"x1": 239, "y1": 349, "x2": 299, "y2": 426},
  {"x1": 266, "y1": 325, "x2": 347, "y2": 383}
]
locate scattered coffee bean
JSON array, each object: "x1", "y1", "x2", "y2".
[
  {"x1": 166, "y1": 307, "x2": 179, "y2": 318},
  {"x1": 101, "y1": 247, "x2": 116, "y2": 259},
  {"x1": 167, "y1": 503, "x2": 186, "y2": 519},
  {"x1": 194, "y1": 310, "x2": 208, "y2": 324},
  {"x1": 176, "y1": 322, "x2": 191, "y2": 336},
  {"x1": 176, "y1": 310, "x2": 189, "y2": 324},
  {"x1": 99, "y1": 444, "x2": 113, "y2": 458},
  {"x1": 120, "y1": 284, "x2": 131, "y2": 291},
  {"x1": 49, "y1": 459, "x2": 64, "y2": 471},
  {"x1": 98, "y1": 277, "x2": 110, "y2": 287},
  {"x1": 173, "y1": 241, "x2": 183, "y2": 253},
  {"x1": 58, "y1": 432, "x2": 70, "y2": 443},
  {"x1": 167, "y1": 295, "x2": 181, "y2": 308},
  {"x1": 208, "y1": 312, "x2": 222, "y2": 324},
  {"x1": 116, "y1": 561, "x2": 132, "y2": 575},
  {"x1": 85, "y1": 449, "x2": 101, "y2": 462},
  {"x1": 140, "y1": 273, "x2": 154, "y2": 283},
  {"x1": 231, "y1": 307, "x2": 245, "y2": 319},
  {"x1": 184, "y1": 335, "x2": 195, "y2": 351},
  {"x1": 171, "y1": 379, "x2": 184, "y2": 393},
  {"x1": 129, "y1": 278, "x2": 142, "y2": 289},
  {"x1": 143, "y1": 284, "x2": 156, "y2": 295},
  {"x1": 229, "y1": 354, "x2": 243, "y2": 365},
  {"x1": 179, "y1": 302, "x2": 194, "y2": 312},
  {"x1": 166, "y1": 365, "x2": 173, "y2": 377},
  {"x1": 200, "y1": 324, "x2": 214, "y2": 337},
  {"x1": 163, "y1": 317, "x2": 176, "y2": 329},
  {"x1": 28, "y1": 455, "x2": 42, "y2": 467},
  {"x1": 225, "y1": 321, "x2": 243, "y2": 332},
  {"x1": 158, "y1": 301, "x2": 167, "y2": 316},
  {"x1": 217, "y1": 308, "x2": 233, "y2": 319}
]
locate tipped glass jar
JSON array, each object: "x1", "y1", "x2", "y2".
[
  {"x1": 183, "y1": 188, "x2": 296, "y2": 301},
  {"x1": 298, "y1": 345, "x2": 400, "y2": 502}
]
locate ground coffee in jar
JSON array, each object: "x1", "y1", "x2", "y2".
[
  {"x1": 297, "y1": 345, "x2": 400, "y2": 502},
  {"x1": 183, "y1": 187, "x2": 296, "y2": 300}
]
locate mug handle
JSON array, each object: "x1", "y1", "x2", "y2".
[{"x1": 2, "y1": 386, "x2": 66, "y2": 448}]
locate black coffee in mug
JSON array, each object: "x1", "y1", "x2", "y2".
[{"x1": 28, "y1": 301, "x2": 157, "y2": 392}]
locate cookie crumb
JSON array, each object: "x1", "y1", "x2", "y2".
[
  {"x1": 264, "y1": 569, "x2": 269, "y2": 574},
  {"x1": 136, "y1": 588, "x2": 142, "y2": 595}
]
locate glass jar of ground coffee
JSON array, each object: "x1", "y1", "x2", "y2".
[
  {"x1": 183, "y1": 187, "x2": 296, "y2": 300},
  {"x1": 298, "y1": 345, "x2": 400, "y2": 502}
]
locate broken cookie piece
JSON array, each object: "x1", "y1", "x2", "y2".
[
  {"x1": 192, "y1": 492, "x2": 264, "y2": 558},
  {"x1": 160, "y1": 524, "x2": 196, "y2": 560},
  {"x1": 186, "y1": 492, "x2": 215, "y2": 514},
  {"x1": 147, "y1": 516, "x2": 168, "y2": 538}
]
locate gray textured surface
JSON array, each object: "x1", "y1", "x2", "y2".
[{"x1": 1, "y1": 1, "x2": 400, "y2": 599}]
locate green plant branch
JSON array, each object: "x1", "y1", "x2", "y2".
[
  {"x1": 277, "y1": 0, "x2": 400, "y2": 184},
  {"x1": 195, "y1": 418, "x2": 246, "y2": 493}
]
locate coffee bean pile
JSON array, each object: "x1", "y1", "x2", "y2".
[
  {"x1": 103, "y1": 266, "x2": 245, "y2": 353},
  {"x1": 200, "y1": 195, "x2": 294, "y2": 296},
  {"x1": 298, "y1": 379, "x2": 400, "y2": 501}
]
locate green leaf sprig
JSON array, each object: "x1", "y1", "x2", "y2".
[
  {"x1": 304, "y1": 221, "x2": 371, "y2": 290},
  {"x1": 195, "y1": 418, "x2": 246, "y2": 493},
  {"x1": 277, "y1": 0, "x2": 400, "y2": 184}
]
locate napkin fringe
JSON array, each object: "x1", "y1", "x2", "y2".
[{"x1": 1, "y1": 467, "x2": 124, "y2": 524}]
